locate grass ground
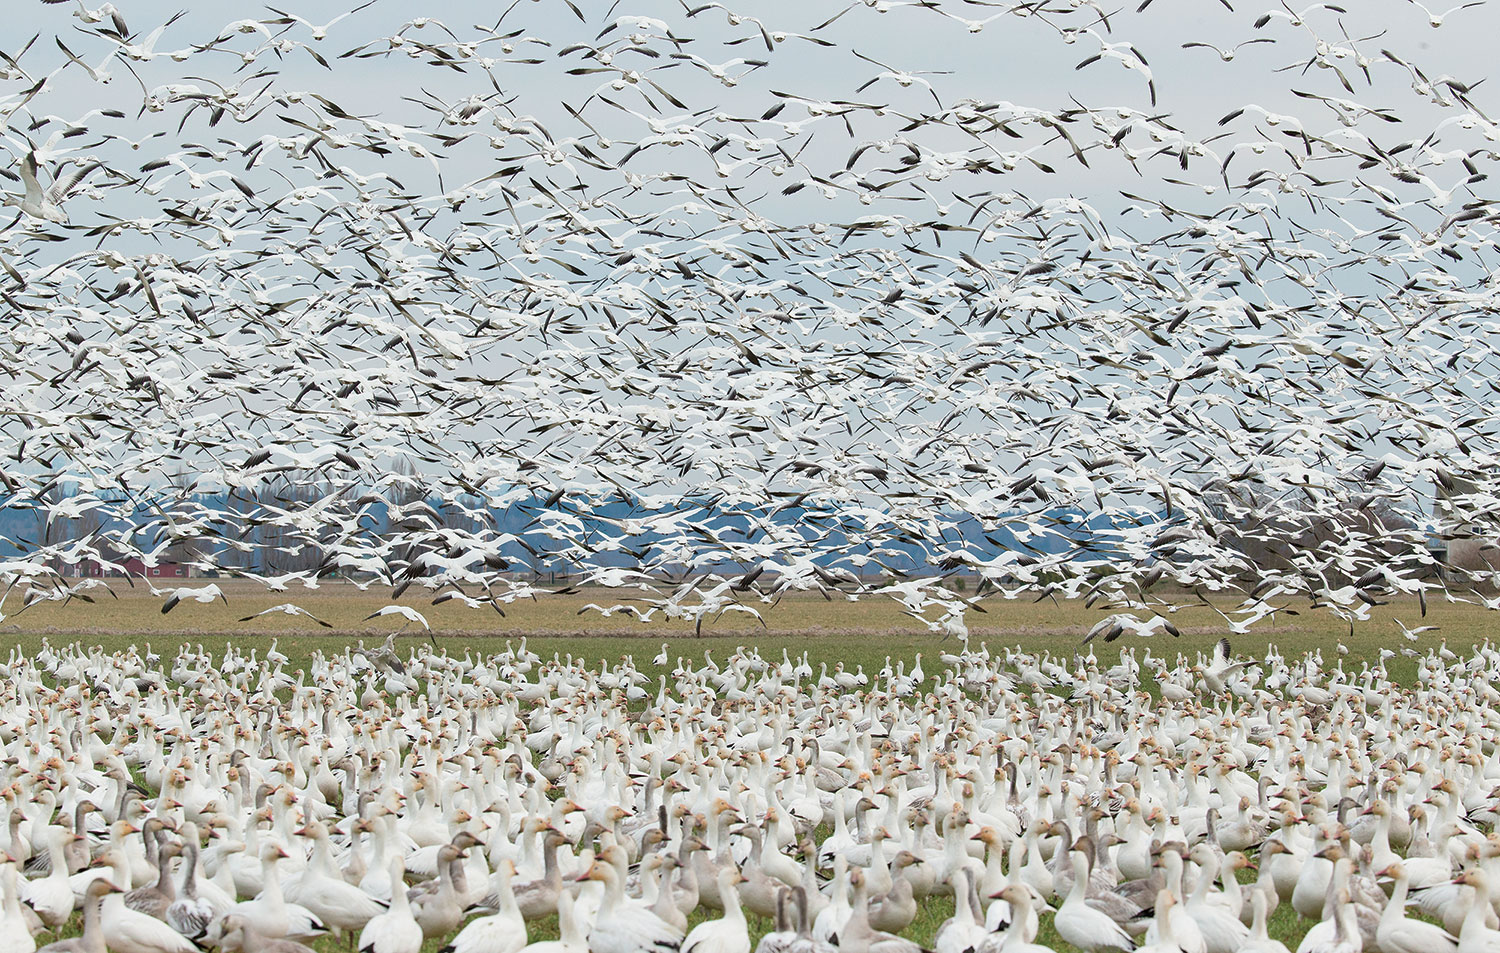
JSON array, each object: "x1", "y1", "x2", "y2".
[
  {"x1": 2, "y1": 578, "x2": 1488, "y2": 680},
  {"x1": 8, "y1": 583, "x2": 1484, "y2": 951}
]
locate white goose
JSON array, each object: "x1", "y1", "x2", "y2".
[
  {"x1": 166, "y1": 829, "x2": 217, "y2": 940},
  {"x1": 579, "y1": 856, "x2": 683, "y2": 953},
  {"x1": 20, "y1": 829, "x2": 76, "y2": 928},
  {"x1": 212, "y1": 844, "x2": 326, "y2": 944},
  {"x1": 1451, "y1": 868, "x2": 1500, "y2": 953},
  {"x1": 682, "y1": 868, "x2": 750, "y2": 953},
  {"x1": 985, "y1": 884, "x2": 1050, "y2": 953},
  {"x1": 1183, "y1": 843, "x2": 1248, "y2": 953},
  {"x1": 443, "y1": 859, "x2": 527, "y2": 953},
  {"x1": 1134, "y1": 890, "x2": 1184, "y2": 953},
  {"x1": 933, "y1": 868, "x2": 986, "y2": 953},
  {"x1": 1376, "y1": 860, "x2": 1458, "y2": 953},
  {"x1": 1053, "y1": 840, "x2": 1134, "y2": 953},
  {"x1": 1, "y1": 862, "x2": 39, "y2": 953},
  {"x1": 509, "y1": 887, "x2": 587, "y2": 953},
  {"x1": 358, "y1": 856, "x2": 424, "y2": 953},
  {"x1": 284, "y1": 821, "x2": 388, "y2": 936},
  {"x1": 1238, "y1": 886, "x2": 1291, "y2": 953}
]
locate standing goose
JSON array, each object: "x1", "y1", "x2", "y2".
[
  {"x1": 754, "y1": 888, "x2": 795, "y2": 953},
  {"x1": 2, "y1": 861, "x2": 39, "y2": 953},
  {"x1": 358, "y1": 856, "x2": 423, "y2": 953},
  {"x1": 35, "y1": 880, "x2": 122, "y2": 953},
  {"x1": 787, "y1": 886, "x2": 836, "y2": 953},
  {"x1": 102, "y1": 867, "x2": 201, "y2": 953},
  {"x1": 124, "y1": 839, "x2": 182, "y2": 919},
  {"x1": 1296, "y1": 887, "x2": 1360, "y2": 953},
  {"x1": 578, "y1": 856, "x2": 683, "y2": 953},
  {"x1": 646, "y1": 855, "x2": 688, "y2": 935},
  {"x1": 1238, "y1": 886, "x2": 1291, "y2": 953},
  {"x1": 866, "y1": 852, "x2": 920, "y2": 934},
  {"x1": 1375, "y1": 860, "x2": 1458, "y2": 953},
  {"x1": 413, "y1": 843, "x2": 472, "y2": 939},
  {"x1": 1182, "y1": 843, "x2": 1248, "y2": 953},
  {"x1": 496, "y1": 827, "x2": 565, "y2": 920},
  {"x1": 934, "y1": 867, "x2": 987, "y2": 953},
  {"x1": 1455, "y1": 868, "x2": 1500, "y2": 953},
  {"x1": 682, "y1": 868, "x2": 750, "y2": 953},
  {"x1": 20, "y1": 829, "x2": 77, "y2": 928},
  {"x1": 984, "y1": 884, "x2": 1050, "y2": 953},
  {"x1": 836, "y1": 867, "x2": 928, "y2": 953},
  {"x1": 1134, "y1": 890, "x2": 1184, "y2": 953},
  {"x1": 812, "y1": 857, "x2": 852, "y2": 942},
  {"x1": 167, "y1": 831, "x2": 216, "y2": 940},
  {"x1": 213, "y1": 844, "x2": 326, "y2": 944},
  {"x1": 443, "y1": 859, "x2": 527, "y2": 953},
  {"x1": 1054, "y1": 839, "x2": 1135, "y2": 953},
  {"x1": 511, "y1": 887, "x2": 586, "y2": 953},
  {"x1": 284, "y1": 821, "x2": 387, "y2": 937}
]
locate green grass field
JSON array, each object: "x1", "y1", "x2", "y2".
[
  {"x1": 7, "y1": 582, "x2": 1485, "y2": 952},
  {"x1": 3, "y1": 578, "x2": 1487, "y2": 678}
]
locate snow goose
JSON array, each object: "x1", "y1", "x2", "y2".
[
  {"x1": 1181, "y1": 845, "x2": 1247, "y2": 953},
  {"x1": 733, "y1": 826, "x2": 789, "y2": 918},
  {"x1": 1137, "y1": 846, "x2": 1201, "y2": 953},
  {"x1": 20, "y1": 828, "x2": 77, "y2": 928},
  {"x1": 124, "y1": 839, "x2": 182, "y2": 919},
  {"x1": 866, "y1": 852, "x2": 920, "y2": 933},
  {"x1": 786, "y1": 886, "x2": 836, "y2": 953},
  {"x1": 683, "y1": 868, "x2": 750, "y2": 953},
  {"x1": 968, "y1": 826, "x2": 1008, "y2": 899},
  {"x1": 34, "y1": 880, "x2": 122, "y2": 953},
  {"x1": 933, "y1": 867, "x2": 987, "y2": 953},
  {"x1": 983, "y1": 884, "x2": 1047, "y2": 952},
  {"x1": 578, "y1": 855, "x2": 683, "y2": 953},
  {"x1": 212, "y1": 844, "x2": 326, "y2": 944},
  {"x1": 102, "y1": 870, "x2": 200, "y2": 953},
  {"x1": 1238, "y1": 886, "x2": 1291, "y2": 953},
  {"x1": 645, "y1": 855, "x2": 688, "y2": 934},
  {"x1": 510, "y1": 887, "x2": 586, "y2": 953},
  {"x1": 1375, "y1": 860, "x2": 1459, "y2": 953},
  {"x1": 811, "y1": 857, "x2": 851, "y2": 942},
  {"x1": 1134, "y1": 890, "x2": 1185, "y2": 953},
  {"x1": 511, "y1": 828, "x2": 567, "y2": 919},
  {"x1": 836, "y1": 868, "x2": 925, "y2": 953},
  {"x1": 358, "y1": 856, "x2": 423, "y2": 953},
  {"x1": 1290, "y1": 826, "x2": 1336, "y2": 920},
  {"x1": 1212, "y1": 796, "x2": 1267, "y2": 853},
  {"x1": 1295, "y1": 887, "x2": 1360, "y2": 953},
  {"x1": 1453, "y1": 868, "x2": 1500, "y2": 953},
  {"x1": 284, "y1": 821, "x2": 387, "y2": 936},
  {"x1": 754, "y1": 888, "x2": 795, "y2": 953},
  {"x1": 167, "y1": 827, "x2": 219, "y2": 939},
  {"x1": 1256, "y1": 839, "x2": 1297, "y2": 910},
  {"x1": 218, "y1": 913, "x2": 321, "y2": 953},
  {"x1": 1, "y1": 862, "x2": 40, "y2": 953},
  {"x1": 443, "y1": 858, "x2": 527, "y2": 953}
]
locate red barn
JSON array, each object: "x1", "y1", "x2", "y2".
[{"x1": 84, "y1": 558, "x2": 189, "y2": 579}]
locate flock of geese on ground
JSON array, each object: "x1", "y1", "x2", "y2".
[{"x1": 4, "y1": 635, "x2": 1500, "y2": 953}]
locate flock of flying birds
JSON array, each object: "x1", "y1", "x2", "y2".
[{"x1": 1, "y1": 0, "x2": 1499, "y2": 633}]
